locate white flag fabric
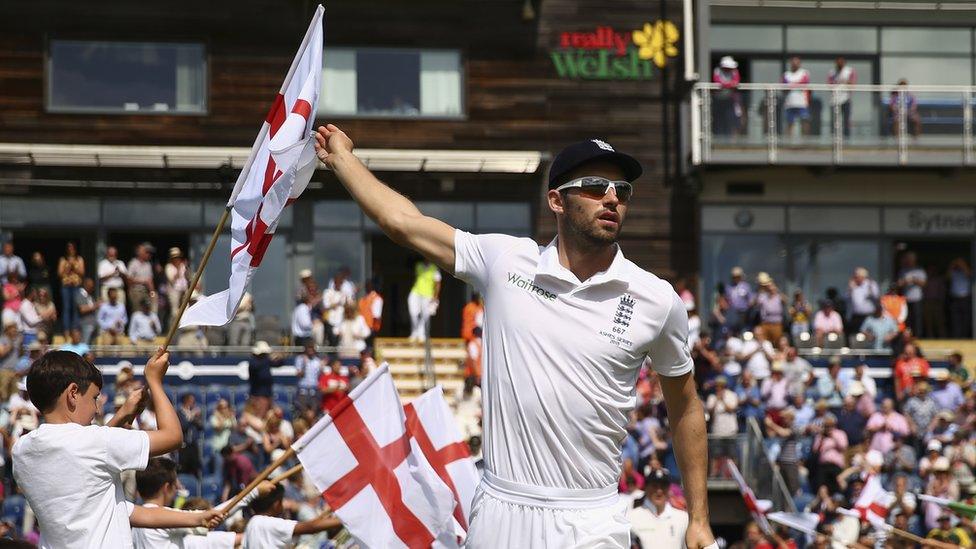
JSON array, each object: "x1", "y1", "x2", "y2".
[
  {"x1": 851, "y1": 472, "x2": 893, "y2": 528},
  {"x1": 180, "y1": 5, "x2": 323, "y2": 328},
  {"x1": 294, "y1": 364, "x2": 456, "y2": 548},
  {"x1": 404, "y1": 386, "x2": 480, "y2": 539},
  {"x1": 726, "y1": 460, "x2": 773, "y2": 536}
]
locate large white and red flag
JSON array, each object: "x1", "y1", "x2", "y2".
[
  {"x1": 726, "y1": 460, "x2": 774, "y2": 536},
  {"x1": 404, "y1": 386, "x2": 480, "y2": 539},
  {"x1": 180, "y1": 5, "x2": 323, "y2": 328},
  {"x1": 294, "y1": 364, "x2": 456, "y2": 548}
]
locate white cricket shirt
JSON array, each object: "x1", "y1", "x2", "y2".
[
  {"x1": 454, "y1": 232, "x2": 693, "y2": 490},
  {"x1": 627, "y1": 502, "x2": 689, "y2": 549}
]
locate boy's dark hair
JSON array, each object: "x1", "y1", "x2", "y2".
[
  {"x1": 249, "y1": 483, "x2": 285, "y2": 514},
  {"x1": 183, "y1": 497, "x2": 212, "y2": 511},
  {"x1": 136, "y1": 457, "x2": 178, "y2": 499},
  {"x1": 26, "y1": 350, "x2": 104, "y2": 413}
]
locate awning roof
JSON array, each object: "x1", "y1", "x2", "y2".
[{"x1": 0, "y1": 143, "x2": 543, "y2": 174}]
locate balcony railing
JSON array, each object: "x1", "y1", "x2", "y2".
[{"x1": 692, "y1": 82, "x2": 976, "y2": 166}]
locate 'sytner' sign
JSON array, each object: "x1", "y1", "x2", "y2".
[{"x1": 550, "y1": 21, "x2": 679, "y2": 80}]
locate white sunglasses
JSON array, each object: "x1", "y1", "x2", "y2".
[{"x1": 555, "y1": 176, "x2": 634, "y2": 202}]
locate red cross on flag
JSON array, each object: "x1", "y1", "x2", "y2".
[
  {"x1": 726, "y1": 460, "x2": 773, "y2": 536},
  {"x1": 180, "y1": 5, "x2": 323, "y2": 328},
  {"x1": 404, "y1": 386, "x2": 480, "y2": 540},
  {"x1": 295, "y1": 364, "x2": 456, "y2": 548}
]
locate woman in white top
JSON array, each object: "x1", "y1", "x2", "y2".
[{"x1": 333, "y1": 303, "x2": 371, "y2": 361}]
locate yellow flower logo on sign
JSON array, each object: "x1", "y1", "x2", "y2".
[{"x1": 632, "y1": 20, "x2": 679, "y2": 68}]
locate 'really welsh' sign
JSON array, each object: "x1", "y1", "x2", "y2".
[{"x1": 550, "y1": 21, "x2": 679, "y2": 80}]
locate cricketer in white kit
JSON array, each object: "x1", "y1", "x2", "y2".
[{"x1": 314, "y1": 125, "x2": 715, "y2": 548}]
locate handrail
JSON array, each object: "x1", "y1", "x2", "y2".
[
  {"x1": 696, "y1": 82, "x2": 976, "y2": 93},
  {"x1": 746, "y1": 417, "x2": 798, "y2": 513}
]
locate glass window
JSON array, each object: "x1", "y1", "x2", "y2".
[
  {"x1": 320, "y1": 48, "x2": 463, "y2": 117},
  {"x1": 791, "y1": 238, "x2": 880, "y2": 302},
  {"x1": 0, "y1": 198, "x2": 100, "y2": 226},
  {"x1": 475, "y1": 203, "x2": 530, "y2": 232},
  {"x1": 313, "y1": 201, "x2": 361, "y2": 228},
  {"x1": 700, "y1": 234, "x2": 788, "y2": 315},
  {"x1": 103, "y1": 200, "x2": 202, "y2": 227},
  {"x1": 711, "y1": 25, "x2": 783, "y2": 52},
  {"x1": 314, "y1": 230, "x2": 364, "y2": 284},
  {"x1": 48, "y1": 40, "x2": 206, "y2": 114},
  {"x1": 882, "y1": 27, "x2": 971, "y2": 54},
  {"x1": 786, "y1": 26, "x2": 877, "y2": 53},
  {"x1": 881, "y1": 56, "x2": 972, "y2": 87}
]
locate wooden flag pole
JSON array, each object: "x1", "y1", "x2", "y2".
[
  {"x1": 162, "y1": 206, "x2": 232, "y2": 351},
  {"x1": 270, "y1": 463, "x2": 304, "y2": 485},
  {"x1": 222, "y1": 446, "x2": 297, "y2": 515}
]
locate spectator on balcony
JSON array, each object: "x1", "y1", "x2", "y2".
[
  {"x1": 889, "y1": 79, "x2": 922, "y2": 138},
  {"x1": 408, "y1": 259, "x2": 440, "y2": 343},
  {"x1": 930, "y1": 370, "x2": 964, "y2": 413},
  {"x1": 846, "y1": 267, "x2": 879, "y2": 338},
  {"x1": 57, "y1": 241, "x2": 84, "y2": 333},
  {"x1": 783, "y1": 56, "x2": 812, "y2": 138},
  {"x1": 712, "y1": 56, "x2": 742, "y2": 137},
  {"x1": 323, "y1": 266, "x2": 356, "y2": 348},
  {"x1": 948, "y1": 258, "x2": 973, "y2": 338},
  {"x1": 96, "y1": 287, "x2": 127, "y2": 345},
  {"x1": 859, "y1": 305, "x2": 899, "y2": 352},
  {"x1": 128, "y1": 299, "x2": 161, "y2": 345},
  {"x1": 28, "y1": 253, "x2": 51, "y2": 304},
  {"x1": 882, "y1": 283, "x2": 909, "y2": 333},
  {"x1": 922, "y1": 264, "x2": 947, "y2": 339},
  {"x1": 358, "y1": 277, "x2": 383, "y2": 350},
  {"x1": 728, "y1": 329, "x2": 774, "y2": 381},
  {"x1": 127, "y1": 243, "x2": 155, "y2": 314},
  {"x1": 0, "y1": 242, "x2": 26, "y2": 290},
  {"x1": 894, "y1": 343, "x2": 930, "y2": 401},
  {"x1": 827, "y1": 56, "x2": 857, "y2": 138},
  {"x1": 755, "y1": 272, "x2": 785, "y2": 342},
  {"x1": 291, "y1": 293, "x2": 314, "y2": 347},
  {"x1": 813, "y1": 299, "x2": 843, "y2": 347},
  {"x1": 76, "y1": 277, "x2": 98, "y2": 345},
  {"x1": 164, "y1": 247, "x2": 189, "y2": 327},
  {"x1": 97, "y1": 246, "x2": 128, "y2": 302},
  {"x1": 725, "y1": 267, "x2": 754, "y2": 333},
  {"x1": 788, "y1": 289, "x2": 812, "y2": 342}
]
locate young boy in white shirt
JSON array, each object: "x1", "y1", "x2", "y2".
[
  {"x1": 13, "y1": 349, "x2": 222, "y2": 548},
  {"x1": 133, "y1": 457, "x2": 274, "y2": 549},
  {"x1": 242, "y1": 484, "x2": 342, "y2": 549}
]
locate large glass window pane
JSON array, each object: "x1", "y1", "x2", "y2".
[
  {"x1": 711, "y1": 25, "x2": 783, "y2": 52},
  {"x1": 420, "y1": 51, "x2": 462, "y2": 116},
  {"x1": 103, "y1": 200, "x2": 201, "y2": 227},
  {"x1": 475, "y1": 203, "x2": 530, "y2": 232},
  {"x1": 881, "y1": 56, "x2": 972, "y2": 87},
  {"x1": 882, "y1": 27, "x2": 971, "y2": 54},
  {"x1": 417, "y1": 202, "x2": 474, "y2": 230},
  {"x1": 321, "y1": 49, "x2": 357, "y2": 115},
  {"x1": 49, "y1": 40, "x2": 206, "y2": 114},
  {"x1": 700, "y1": 235, "x2": 788, "y2": 316},
  {"x1": 357, "y1": 50, "x2": 421, "y2": 115},
  {"x1": 313, "y1": 201, "x2": 361, "y2": 228},
  {"x1": 0, "y1": 198, "x2": 100, "y2": 226},
  {"x1": 786, "y1": 26, "x2": 877, "y2": 53},
  {"x1": 791, "y1": 239, "x2": 880, "y2": 302},
  {"x1": 314, "y1": 230, "x2": 364, "y2": 284}
]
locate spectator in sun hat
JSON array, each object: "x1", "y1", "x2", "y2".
[
  {"x1": 846, "y1": 267, "x2": 879, "y2": 338},
  {"x1": 725, "y1": 266, "x2": 753, "y2": 332},
  {"x1": 712, "y1": 56, "x2": 742, "y2": 136},
  {"x1": 930, "y1": 369, "x2": 964, "y2": 413},
  {"x1": 755, "y1": 272, "x2": 785, "y2": 342}
]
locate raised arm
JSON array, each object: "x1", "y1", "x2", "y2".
[
  {"x1": 143, "y1": 348, "x2": 183, "y2": 455},
  {"x1": 314, "y1": 125, "x2": 456, "y2": 273},
  {"x1": 292, "y1": 512, "x2": 343, "y2": 536},
  {"x1": 129, "y1": 505, "x2": 222, "y2": 529}
]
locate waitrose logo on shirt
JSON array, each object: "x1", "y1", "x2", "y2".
[{"x1": 506, "y1": 272, "x2": 557, "y2": 301}]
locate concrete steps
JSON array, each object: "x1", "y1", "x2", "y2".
[{"x1": 375, "y1": 337, "x2": 467, "y2": 400}]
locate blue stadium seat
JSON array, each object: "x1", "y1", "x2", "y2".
[
  {"x1": 3, "y1": 495, "x2": 26, "y2": 525},
  {"x1": 205, "y1": 385, "x2": 233, "y2": 408},
  {"x1": 232, "y1": 386, "x2": 250, "y2": 408},
  {"x1": 178, "y1": 474, "x2": 200, "y2": 498},
  {"x1": 201, "y1": 475, "x2": 223, "y2": 505}
]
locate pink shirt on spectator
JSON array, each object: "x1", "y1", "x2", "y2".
[
  {"x1": 813, "y1": 310, "x2": 843, "y2": 334},
  {"x1": 813, "y1": 429, "x2": 848, "y2": 467},
  {"x1": 866, "y1": 411, "x2": 910, "y2": 454}
]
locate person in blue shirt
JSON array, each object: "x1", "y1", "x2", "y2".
[
  {"x1": 58, "y1": 328, "x2": 91, "y2": 361},
  {"x1": 735, "y1": 370, "x2": 764, "y2": 432}
]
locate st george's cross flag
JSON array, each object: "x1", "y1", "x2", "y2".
[
  {"x1": 179, "y1": 5, "x2": 323, "y2": 328},
  {"x1": 404, "y1": 386, "x2": 480, "y2": 540},
  {"x1": 726, "y1": 460, "x2": 774, "y2": 536},
  {"x1": 294, "y1": 364, "x2": 456, "y2": 548}
]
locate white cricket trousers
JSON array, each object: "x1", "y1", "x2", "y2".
[
  {"x1": 465, "y1": 472, "x2": 630, "y2": 548},
  {"x1": 407, "y1": 291, "x2": 432, "y2": 341}
]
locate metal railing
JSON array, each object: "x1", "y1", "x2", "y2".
[
  {"x1": 746, "y1": 416, "x2": 798, "y2": 513},
  {"x1": 692, "y1": 82, "x2": 976, "y2": 166}
]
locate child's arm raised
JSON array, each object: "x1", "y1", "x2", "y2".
[
  {"x1": 129, "y1": 505, "x2": 223, "y2": 529},
  {"x1": 292, "y1": 512, "x2": 343, "y2": 537},
  {"x1": 143, "y1": 348, "x2": 183, "y2": 455}
]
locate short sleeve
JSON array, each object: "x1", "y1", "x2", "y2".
[
  {"x1": 102, "y1": 425, "x2": 150, "y2": 473},
  {"x1": 453, "y1": 231, "x2": 521, "y2": 291},
  {"x1": 646, "y1": 290, "x2": 693, "y2": 377}
]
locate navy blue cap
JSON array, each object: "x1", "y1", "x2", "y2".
[
  {"x1": 547, "y1": 139, "x2": 643, "y2": 189},
  {"x1": 645, "y1": 468, "x2": 672, "y2": 486}
]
